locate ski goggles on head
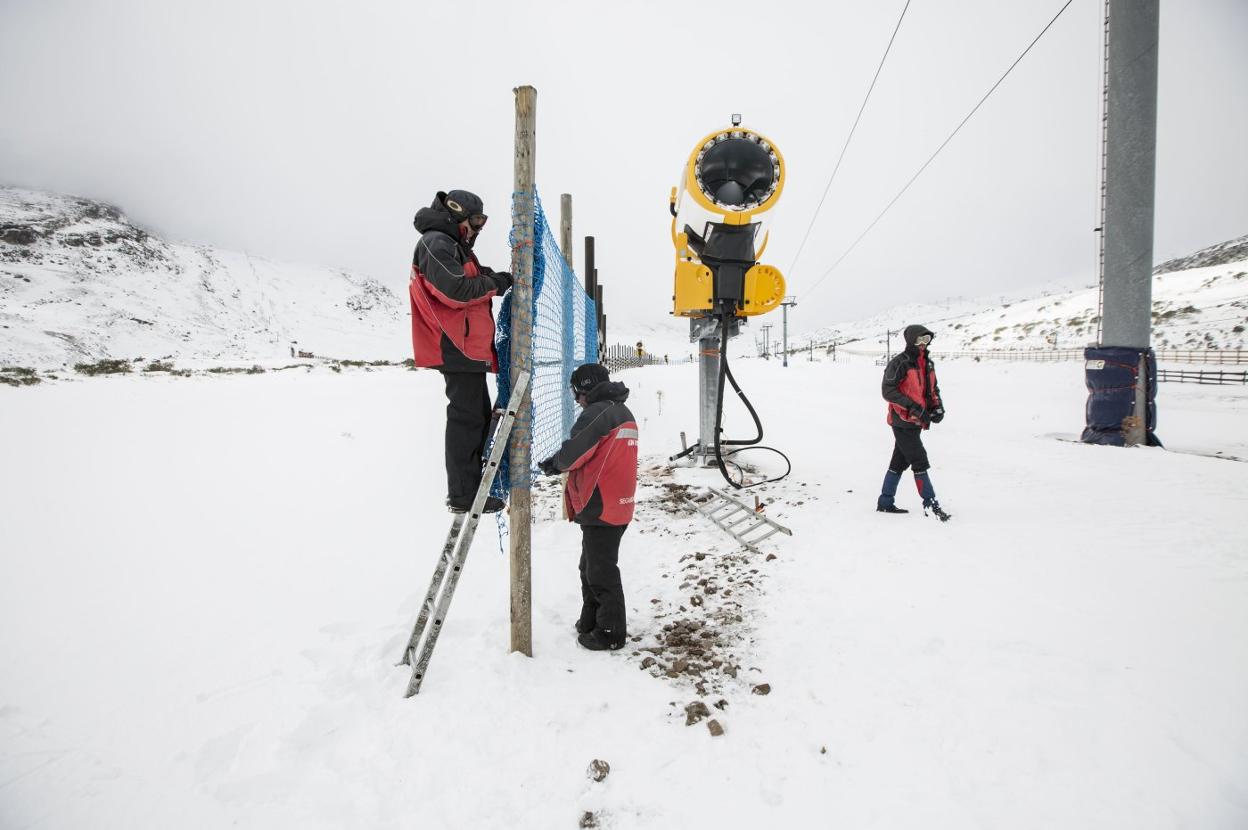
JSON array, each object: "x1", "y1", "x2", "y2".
[
  {"x1": 468, "y1": 214, "x2": 488, "y2": 230},
  {"x1": 915, "y1": 333, "x2": 933, "y2": 346}
]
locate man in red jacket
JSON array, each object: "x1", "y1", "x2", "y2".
[
  {"x1": 409, "y1": 190, "x2": 512, "y2": 513},
  {"x1": 538, "y1": 364, "x2": 639, "y2": 651},
  {"x1": 878, "y1": 324, "x2": 952, "y2": 521}
]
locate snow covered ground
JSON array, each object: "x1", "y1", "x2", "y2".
[{"x1": 2, "y1": 357, "x2": 1247, "y2": 829}]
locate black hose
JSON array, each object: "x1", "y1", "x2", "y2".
[
  {"x1": 712, "y1": 318, "x2": 792, "y2": 489},
  {"x1": 668, "y1": 443, "x2": 699, "y2": 462}
]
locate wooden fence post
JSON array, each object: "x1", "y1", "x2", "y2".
[
  {"x1": 559, "y1": 193, "x2": 575, "y2": 435},
  {"x1": 560, "y1": 194, "x2": 574, "y2": 269},
  {"x1": 509, "y1": 85, "x2": 536, "y2": 658}
]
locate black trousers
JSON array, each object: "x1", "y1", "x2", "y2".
[
  {"x1": 579, "y1": 524, "x2": 628, "y2": 638},
  {"x1": 441, "y1": 371, "x2": 492, "y2": 500},
  {"x1": 888, "y1": 424, "x2": 930, "y2": 473}
]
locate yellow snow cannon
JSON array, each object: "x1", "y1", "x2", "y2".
[{"x1": 670, "y1": 118, "x2": 786, "y2": 319}]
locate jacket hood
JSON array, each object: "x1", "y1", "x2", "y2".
[
  {"x1": 586, "y1": 381, "x2": 630, "y2": 405},
  {"x1": 413, "y1": 195, "x2": 462, "y2": 237},
  {"x1": 903, "y1": 324, "x2": 935, "y2": 352},
  {"x1": 413, "y1": 191, "x2": 485, "y2": 247}
]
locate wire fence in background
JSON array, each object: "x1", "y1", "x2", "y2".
[
  {"x1": 801, "y1": 343, "x2": 1248, "y2": 366},
  {"x1": 495, "y1": 190, "x2": 598, "y2": 490},
  {"x1": 932, "y1": 348, "x2": 1248, "y2": 365},
  {"x1": 1156, "y1": 368, "x2": 1248, "y2": 385},
  {"x1": 600, "y1": 343, "x2": 694, "y2": 373}
]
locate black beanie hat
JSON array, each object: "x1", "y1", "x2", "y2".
[
  {"x1": 439, "y1": 190, "x2": 485, "y2": 222},
  {"x1": 570, "y1": 363, "x2": 610, "y2": 396}
]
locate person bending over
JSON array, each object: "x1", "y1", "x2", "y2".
[{"x1": 539, "y1": 364, "x2": 639, "y2": 650}]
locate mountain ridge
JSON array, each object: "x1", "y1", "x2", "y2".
[
  {"x1": 0, "y1": 186, "x2": 407, "y2": 366},
  {"x1": 793, "y1": 235, "x2": 1248, "y2": 354}
]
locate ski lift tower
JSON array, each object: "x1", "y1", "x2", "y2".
[
  {"x1": 1083, "y1": 0, "x2": 1161, "y2": 447},
  {"x1": 780, "y1": 296, "x2": 797, "y2": 367}
]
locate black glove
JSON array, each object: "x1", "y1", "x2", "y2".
[
  {"x1": 490, "y1": 271, "x2": 513, "y2": 293},
  {"x1": 538, "y1": 456, "x2": 559, "y2": 476},
  {"x1": 930, "y1": 406, "x2": 945, "y2": 424}
]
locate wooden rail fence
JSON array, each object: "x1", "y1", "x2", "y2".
[{"x1": 1156, "y1": 369, "x2": 1248, "y2": 385}]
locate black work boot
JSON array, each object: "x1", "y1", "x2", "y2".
[
  {"x1": 446, "y1": 495, "x2": 505, "y2": 514},
  {"x1": 876, "y1": 504, "x2": 909, "y2": 514},
  {"x1": 924, "y1": 500, "x2": 952, "y2": 522},
  {"x1": 577, "y1": 629, "x2": 625, "y2": 651}
]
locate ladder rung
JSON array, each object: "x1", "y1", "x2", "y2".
[
  {"x1": 724, "y1": 512, "x2": 759, "y2": 530},
  {"x1": 706, "y1": 501, "x2": 745, "y2": 518},
  {"x1": 744, "y1": 525, "x2": 782, "y2": 544}
]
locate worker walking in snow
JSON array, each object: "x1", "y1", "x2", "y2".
[
  {"x1": 538, "y1": 364, "x2": 639, "y2": 651},
  {"x1": 409, "y1": 190, "x2": 513, "y2": 513},
  {"x1": 877, "y1": 324, "x2": 952, "y2": 521}
]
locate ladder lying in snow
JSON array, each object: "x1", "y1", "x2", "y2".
[
  {"x1": 396, "y1": 371, "x2": 529, "y2": 697},
  {"x1": 689, "y1": 487, "x2": 793, "y2": 554}
]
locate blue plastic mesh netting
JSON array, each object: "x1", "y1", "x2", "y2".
[{"x1": 494, "y1": 189, "x2": 598, "y2": 492}]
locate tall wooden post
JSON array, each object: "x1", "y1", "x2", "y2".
[
  {"x1": 559, "y1": 194, "x2": 574, "y2": 269},
  {"x1": 559, "y1": 193, "x2": 575, "y2": 435},
  {"x1": 508, "y1": 85, "x2": 536, "y2": 657}
]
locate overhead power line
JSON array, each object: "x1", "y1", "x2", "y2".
[
  {"x1": 803, "y1": 0, "x2": 1077, "y2": 301},
  {"x1": 788, "y1": 0, "x2": 912, "y2": 280}
]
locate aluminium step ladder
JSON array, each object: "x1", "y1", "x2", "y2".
[
  {"x1": 689, "y1": 487, "x2": 793, "y2": 554},
  {"x1": 397, "y1": 371, "x2": 529, "y2": 697}
]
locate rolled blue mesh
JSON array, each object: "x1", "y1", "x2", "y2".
[{"x1": 494, "y1": 189, "x2": 598, "y2": 494}]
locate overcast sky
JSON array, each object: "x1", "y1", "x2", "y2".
[{"x1": 1, "y1": 0, "x2": 1245, "y2": 337}]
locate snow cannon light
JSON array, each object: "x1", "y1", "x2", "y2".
[{"x1": 670, "y1": 122, "x2": 786, "y2": 319}]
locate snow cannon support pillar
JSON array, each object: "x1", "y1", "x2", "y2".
[
  {"x1": 698, "y1": 334, "x2": 719, "y2": 466},
  {"x1": 691, "y1": 316, "x2": 738, "y2": 466}
]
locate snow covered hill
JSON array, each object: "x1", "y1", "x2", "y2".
[
  {"x1": 1154, "y1": 233, "x2": 1248, "y2": 275},
  {"x1": 794, "y1": 237, "x2": 1248, "y2": 354},
  {"x1": 0, "y1": 187, "x2": 408, "y2": 367}
]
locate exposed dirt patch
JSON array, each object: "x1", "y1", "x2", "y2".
[
  {"x1": 624, "y1": 466, "x2": 785, "y2": 717},
  {"x1": 532, "y1": 461, "x2": 789, "y2": 733},
  {"x1": 631, "y1": 543, "x2": 766, "y2": 699}
]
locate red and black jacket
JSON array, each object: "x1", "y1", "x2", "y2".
[
  {"x1": 882, "y1": 325, "x2": 942, "y2": 429},
  {"x1": 409, "y1": 199, "x2": 500, "y2": 373},
  {"x1": 548, "y1": 381, "x2": 639, "y2": 526}
]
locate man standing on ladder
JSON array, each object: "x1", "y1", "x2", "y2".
[
  {"x1": 538, "y1": 364, "x2": 639, "y2": 651},
  {"x1": 409, "y1": 190, "x2": 513, "y2": 513}
]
